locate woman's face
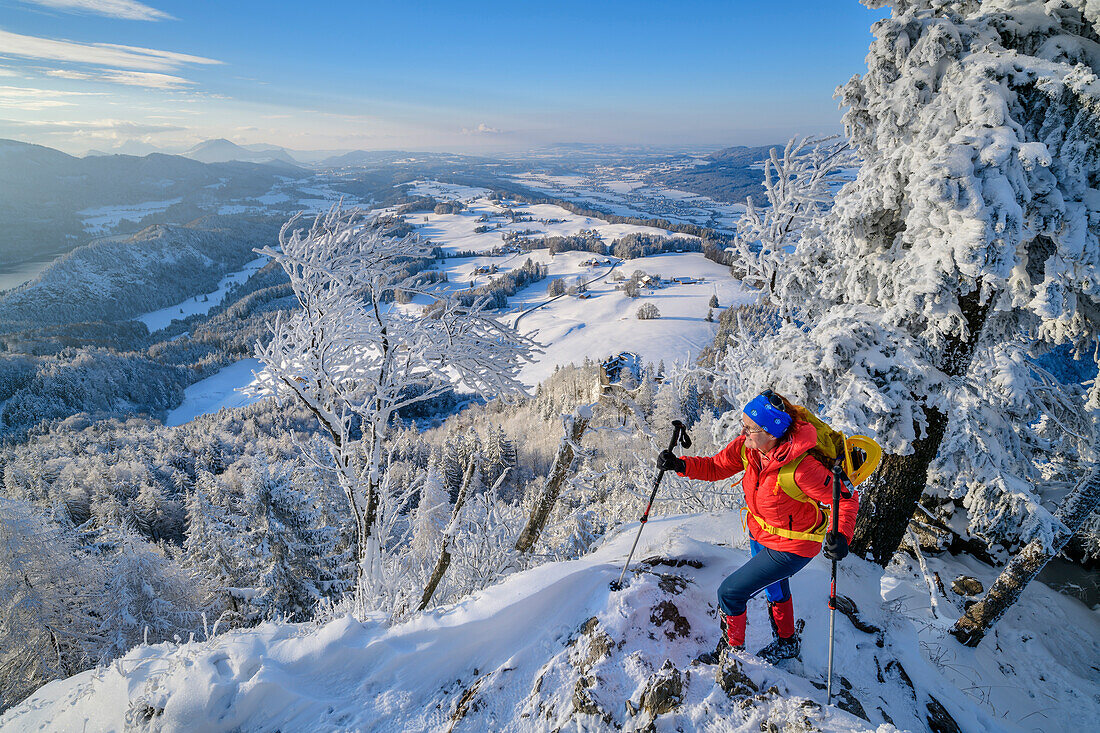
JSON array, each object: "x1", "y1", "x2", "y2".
[{"x1": 742, "y1": 416, "x2": 779, "y2": 454}]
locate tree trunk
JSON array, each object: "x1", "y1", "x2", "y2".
[
  {"x1": 850, "y1": 406, "x2": 948, "y2": 564},
  {"x1": 951, "y1": 467, "x2": 1100, "y2": 647},
  {"x1": 515, "y1": 407, "x2": 592, "y2": 553},
  {"x1": 850, "y1": 286, "x2": 991, "y2": 566},
  {"x1": 418, "y1": 458, "x2": 478, "y2": 611}
]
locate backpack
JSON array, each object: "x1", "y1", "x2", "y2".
[{"x1": 740, "y1": 404, "x2": 882, "y2": 542}]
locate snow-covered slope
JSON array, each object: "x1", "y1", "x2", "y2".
[
  {"x1": 5, "y1": 514, "x2": 1095, "y2": 732},
  {"x1": 164, "y1": 359, "x2": 265, "y2": 427}
]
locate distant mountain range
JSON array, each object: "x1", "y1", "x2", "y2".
[
  {"x1": 83, "y1": 139, "x2": 356, "y2": 166},
  {"x1": 0, "y1": 139, "x2": 308, "y2": 266}
]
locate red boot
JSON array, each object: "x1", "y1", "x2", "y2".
[
  {"x1": 696, "y1": 611, "x2": 745, "y2": 664},
  {"x1": 724, "y1": 611, "x2": 747, "y2": 649}
]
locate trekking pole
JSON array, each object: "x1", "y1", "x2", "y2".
[
  {"x1": 826, "y1": 463, "x2": 853, "y2": 705},
  {"x1": 610, "y1": 419, "x2": 691, "y2": 591}
]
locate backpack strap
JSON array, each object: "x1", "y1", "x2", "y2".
[
  {"x1": 742, "y1": 444, "x2": 829, "y2": 542},
  {"x1": 747, "y1": 509, "x2": 830, "y2": 542}
]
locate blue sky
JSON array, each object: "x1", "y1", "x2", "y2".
[{"x1": 0, "y1": 0, "x2": 890, "y2": 154}]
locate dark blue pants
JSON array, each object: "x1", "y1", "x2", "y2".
[{"x1": 717, "y1": 538, "x2": 812, "y2": 616}]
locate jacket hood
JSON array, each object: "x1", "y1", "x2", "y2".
[{"x1": 765, "y1": 420, "x2": 818, "y2": 467}]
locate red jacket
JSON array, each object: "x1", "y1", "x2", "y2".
[{"x1": 678, "y1": 420, "x2": 859, "y2": 558}]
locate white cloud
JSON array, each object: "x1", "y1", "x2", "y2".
[
  {"x1": 0, "y1": 66, "x2": 19, "y2": 77},
  {"x1": 17, "y1": 1, "x2": 174, "y2": 22},
  {"x1": 0, "y1": 117, "x2": 185, "y2": 135},
  {"x1": 0, "y1": 84, "x2": 101, "y2": 109},
  {"x1": 462, "y1": 122, "x2": 502, "y2": 135},
  {"x1": 0, "y1": 29, "x2": 221, "y2": 72},
  {"x1": 45, "y1": 67, "x2": 193, "y2": 88}
]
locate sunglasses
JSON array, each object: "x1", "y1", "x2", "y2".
[
  {"x1": 761, "y1": 389, "x2": 784, "y2": 410},
  {"x1": 741, "y1": 423, "x2": 768, "y2": 436}
]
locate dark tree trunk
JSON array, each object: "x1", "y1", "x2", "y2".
[
  {"x1": 850, "y1": 406, "x2": 948, "y2": 564},
  {"x1": 850, "y1": 285, "x2": 991, "y2": 566},
  {"x1": 951, "y1": 467, "x2": 1100, "y2": 647},
  {"x1": 515, "y1": 408, "x2": 591, "y2": 553}
]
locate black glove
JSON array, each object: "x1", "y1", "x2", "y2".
[
  {"x1": 823, "y1": 531, "x2": 849, "y2": 561},
  {"x1": 657, "y1": 450, "x2": 686, "y2": 474}
]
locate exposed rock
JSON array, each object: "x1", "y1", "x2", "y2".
[
  {"x1": 649, "y1": 600, "x2": 691, "y2": 639},
  {"x1": 876, "y1": 657, "x2": 916, "y2": 701},
  {"x1": 951, "y1": 576, "x2": 984, "y2": 596},
  {"x1": 572, "y1": 675, "x2": 602, "y2": 716},
  {"x1": 639, "y1": 659, "x2": 683, "y2": 717},
  {"x1": 570, "y1": 617, "x2": 612, "y2": 671},
  {"x1": 587, "y1": 631, "x2": 613, "y2": 666},
  {"x1": 717, "y1": 650, "x2": 759, "y2": 698},
  {"x1": 639, "y1": 556, "x2": 704, "y2": 569},
  {"x1": 834, "y1": 688, "x2": 869, "y2": 721},
  {"x1": 657, "y1": 573, "x2": 689, "y2": 595},
  {"x1": 833, "y1": 595, "x2": 883, "y2": 642},
  {"x1": 926, "y1": 695, "x2": 963, "y2": 733}
]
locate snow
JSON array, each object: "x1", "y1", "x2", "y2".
[
  {"x1": 508, "y1": 252, "x2": 748, "y2": 387},
  {"x1": 510, "y1": 172, "x2": 746, "y2": 231},
  {"x1": 164, "y1": 359, "x2": 265, "y2": 427},
  {"x1": 79, "y1": 199, "x2": 182, "y2": 234},
  {"x1": 5, "y1": 512, "x2": 1095, "y2": 732},
  {"x1": 134, "y1": 256, "x2": 268, "y2": 333},
  {"x1": 402, "y1": 195, "x2": 680, "y2": 256},
  {"x1": 375, "y1": 189, "x2": 746, "y2": 389},
  {"x1": 406, "y1": 180, "x2": 494, "y2": 200}
]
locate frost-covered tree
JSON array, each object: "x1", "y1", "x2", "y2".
[
  {"x1": 98, "y1": 516, "x2": 200, "y2": 659},
  {"x1": 729, "y1": 135, "x2": 855, "y2": 306},
  {"x1": 410, "y1": 461, "x2": 450, "y2": 566},
  {"x1": 729, "y1": 0, "x2": 1100, "y2": 564},
  {"x1": 0, "y1": 498, "x2": 104, "y2": 709},
  {"x1": 182, "y1": 473, "x2": 250, "y2": 617},
  {"x1": 253, "y1": 206, "x2": 535, "y2": 616},
  {"x1": 242, "y1": 463, "x2": 347, "y2": 622}
]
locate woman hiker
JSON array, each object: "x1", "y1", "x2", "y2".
[{"x1": 656, "y1": 390, "x2": 859, "y2": 664}]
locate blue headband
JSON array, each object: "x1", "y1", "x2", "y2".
[{"x1": 744, "y1": 393, "x2": 792, "y2": 438}]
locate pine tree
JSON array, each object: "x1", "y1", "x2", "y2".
[
  {"x1": 732, "y1": 0, "x2": 1100, "y2": 564},
  {"x1": 411, "y1": 461, "x2": 450, "y2": 565},
  {"x1": 652, "y1": 380, "x2": 685, "y2": 433},
  {"x1": 183, "y1": 473, "x2": 249, "y2": 618},
  {"x1": 243, "y1": 463, "x2": 344, "y2": 622}
]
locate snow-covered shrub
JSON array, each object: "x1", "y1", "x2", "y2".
[{"x1": 636, "y1": 303, "x2": 660, "y2": 320}]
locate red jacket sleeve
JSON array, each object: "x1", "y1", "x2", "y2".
[
  {"x1": 678, "y1": 436, "x2": 746, "y2": 482},
  {"x1": 795, "y1": 458, "x2": 859, "y2": 541}
]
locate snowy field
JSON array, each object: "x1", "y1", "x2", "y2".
[
  {"x1": 510, "y1": 171, "x2": 746, "y2": 232},
  {"x1": 216, "y1": 178, "x2": 373, "y2": 217},
  {"x1": 6, "y1": 512, "x2": 1094, "y2": 732},
  {"x1": 398, "y1": 182, "x2": 685, "y2": 255},
  {"x1": 164, "y1": 359, "x2": 265, "y2": 427},
  {"x1": 382, "y1": 186, "x2": 748, "y2": 387},
  {"x1": 506, "y1": 251, "x2": 749, "y2": 387},
  {"x1": 79, "y1": 198, "x2": 182, "y2": 234},
  {"x1": 135, "y1": 256, "x2": 269, "y2": 333}
]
